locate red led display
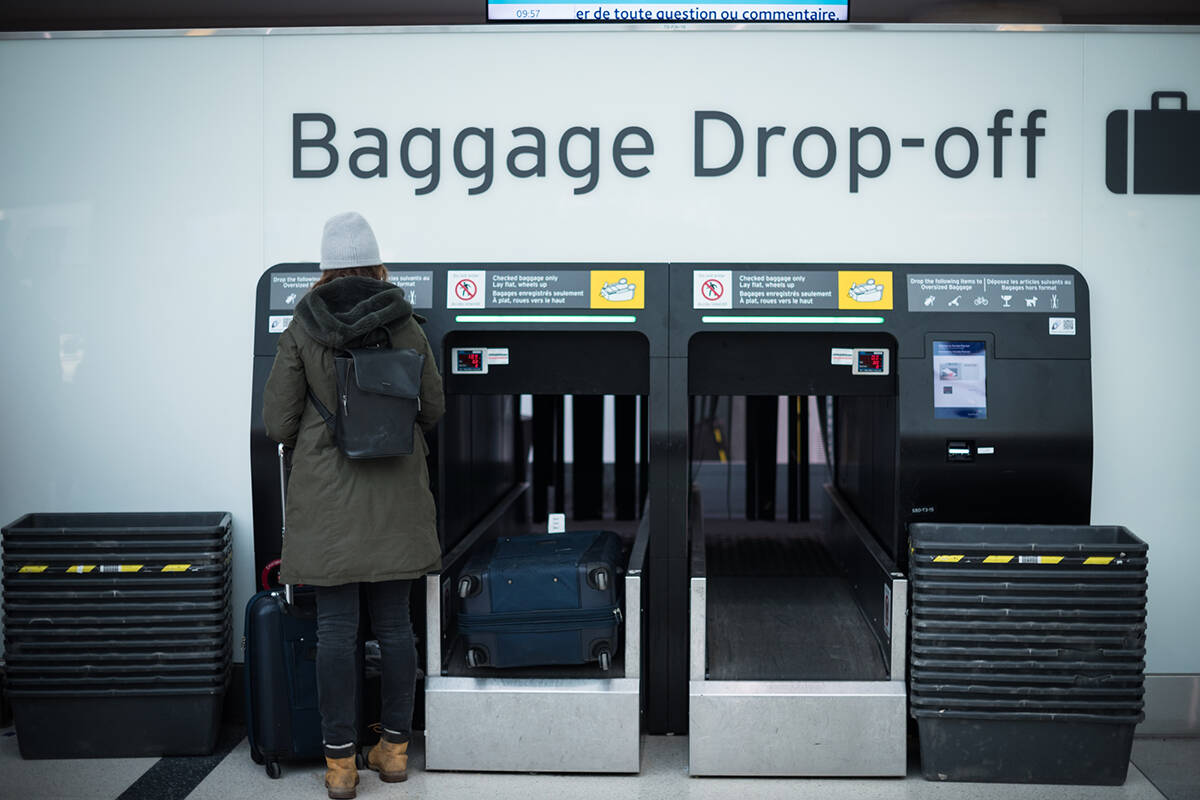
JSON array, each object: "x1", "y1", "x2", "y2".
[
  {"x1": 458, "y1": 350, "x2": 484, "y2": 371},
  {"x1": 858, "y1": 351, "x2": 885, "y2": 372}
]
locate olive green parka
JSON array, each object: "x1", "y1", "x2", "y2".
[{"x1": 262, "y1": 276, "x2": 444, "y2": 586}]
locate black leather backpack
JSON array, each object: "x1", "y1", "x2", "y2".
[{"x1": 307, "y1": 345, "x2": 424, "y2": 459}]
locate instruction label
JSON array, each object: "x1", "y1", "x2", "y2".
[
  {"x1": 693, "y1": 269, "x2": 895, "y2": 310},
  {"x1": 838, "y1": 270, "x2": 894, "y2": 310},
  {"x1": 693, "y1": 269, "x2": 845, "y2": 309},
  {"x1": 1049, "y1": 317, "x2": 1077, "y2": 336},
  {"x1": 830, "y1": 348, "x2": 854, "y2": 366},
  {"x1": 591, "y1": 270, "x2": 644, "y2": 309},
  {"x1": 270, "y1": 272, "x2": 317, "y2": 311},
  {"x1": 907, "y1": 274, "x2": 1076, "y2": 313},
  {"x1": 735, "y1": 271, "x2": 838, "y2": 309},
  {"x1": 694, "y1": 270, "x2": 732, "y2": 309},
  {"x1": 447, "y1": 270, "x2": 486, "y2": 309},
  {"x1": 270, "y1": 270, "x2": 433, "y2": 311},
  {"x1": 444, "y1": 269, "x2": 645, "y2": 310},
  {"x1": 390, "y1": 271, "x2": 434, "y2": 309},
  {"x1": 489, "y1": 271, "x2": 590, "y2": 308}
]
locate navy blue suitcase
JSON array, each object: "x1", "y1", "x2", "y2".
[
  {"x1": 244, "y1": 445, "x2": 325, "y2": 778},
  {"x1": 244, "y1": 589, "x2": 323, "y2": 778},
  {"x1": 456, "y1": 531, "x2": 624, "y2": 670}
]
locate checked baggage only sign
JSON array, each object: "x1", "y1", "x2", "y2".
[
  {"x1": 446, "y1": 268, "x2": 645, "y2": 310},
  {"x1": 693, "y1": 268, "x2": 894, "y2": 311}
]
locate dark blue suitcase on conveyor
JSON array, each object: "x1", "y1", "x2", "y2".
[{"x1": 456, "y1": 530, "x2": 624, "y2": 671}]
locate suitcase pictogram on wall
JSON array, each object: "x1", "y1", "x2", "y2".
[{"x1": 1106, "y1": 91, "x2": 1200, "y2": 195}]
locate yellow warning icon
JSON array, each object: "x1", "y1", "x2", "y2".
[
  {"x1": 591, "y1": 270, "x2": 644, "y2": 310},
  {"x1": 838, "y1": 271, "x2": 893, "y2": 310}
]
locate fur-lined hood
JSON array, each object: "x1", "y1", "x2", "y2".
[{"x1": 293, "y1": 276, "x2": 413, "y2": 349}]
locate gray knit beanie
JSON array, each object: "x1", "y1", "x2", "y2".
[{"x1": 319, "y1": 211, "x2": 381, "y2": 271}]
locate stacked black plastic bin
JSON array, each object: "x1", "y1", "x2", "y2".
[
  {"x1": 909, "y1": 523, "x2": 1148, "y2": 786},
  {"x1": 1, "y1": 512, "x2": 233, "y2": 758}
]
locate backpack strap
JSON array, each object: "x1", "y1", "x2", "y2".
[
  {"x1": 307, "y1": 387, "x2": 336, "y2": 432},
  {"x1": 307, "y1": 344, "x2": 356, "y2": 433}
]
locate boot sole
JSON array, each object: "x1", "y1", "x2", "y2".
[
  {"x1": 325, "y1": 786, "x2": 357, "y2": 800},
  {"x1": 368, "y1": 765, "x2": 408, "y2": 783}
]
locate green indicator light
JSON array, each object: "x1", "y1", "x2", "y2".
[
  {"x1": 455, "y1": 314, "x2": 637, "y2": 324},
  {"x1": 701, "y1": 315, "x2": 886, "y2": 325}
]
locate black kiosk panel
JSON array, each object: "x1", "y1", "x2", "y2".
[
  {"x1": 671, "y1": 262, "x2": 1093, "y2": 564},
  {"x1": 688, "y1": 332, "x2": 897, "y2": 397},
  {"x1": 670, "y1": 262, "x2": 1093, "y2": 751},
  {"x1": 444, "y1": 331, "x2": 649, "y2": 396},
  {"x1": 253, "y1": 262, "x2": 674, "y2": 736},
  {"x1": 420, "y1": 264, "x2": 664, "y2": 552},
  {"x1": 252, "y1": 263, "x2": 666, "y2": 578}
]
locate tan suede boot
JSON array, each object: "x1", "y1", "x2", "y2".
[
  {"x1": 366, "y1": 739, "x2": 409, "y2": 782},
  {"x1": 324, "y1": 754, "x2": 359, "y2": 800}
]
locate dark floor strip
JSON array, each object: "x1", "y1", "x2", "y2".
[{"x1": 116, "y1": 724, "x2": 244, "y2": 800}]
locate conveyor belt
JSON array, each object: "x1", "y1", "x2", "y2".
[
  {"x1": 702, "y1": 520, "x2": 889, "y2": 682},
  {"x1": 705, "y1": 521, "x2": 838, "y2": 577}
]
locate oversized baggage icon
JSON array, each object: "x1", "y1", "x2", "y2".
[{"x1": 1106, "y1": 91, "x2": 1200, "y2": 194}]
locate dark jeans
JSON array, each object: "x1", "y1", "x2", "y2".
[{"x1": 314, "y1": 580, "x2": 416, "y2": 758}]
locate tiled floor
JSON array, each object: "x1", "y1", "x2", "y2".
[
  {"x1": 0, "y1": 728, "x2": 159, "y2": 800},
  {"x1": 4, "y1": 725, "x2": 1193, "y2": 800},
  {"x1": 1131, "y1": 738, "x2": 1200, "y2": 800}
]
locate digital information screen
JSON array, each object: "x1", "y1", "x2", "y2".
[
  {"x1": 933, "y1": 341, "x2": 987, "y2": 419},
  {"x1": 452, "y1": 348, "x2": 488, "y2": 374},
  {"x1": 852, "y1": 348, "x2": 889, "y2": 375},
  {"x1": 488, "y1": 1, "x2": 848, "y2": 22}
]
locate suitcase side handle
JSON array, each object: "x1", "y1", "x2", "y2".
[{"x1": 1151, "y1": 91, "x2": 1187, "y2": 111}]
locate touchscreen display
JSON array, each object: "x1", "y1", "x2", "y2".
[{"x1": 933, "y1": 341, "x2": 987, "y2": 419}]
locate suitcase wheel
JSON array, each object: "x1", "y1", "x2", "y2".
[
  {"x1": 356, "y1": 751, "x2": 367, "y2": 769},
  {"x1": 598, "y1": 648, "x2": 611, "y2": 672},
  {"x1": 265, "y1": 760, "x2": 282, "y2": 780},
  {"x1": 250, "y1": 744, "x2": 265, "y2": 765},
  {"x1": 588, "y1": 568, "x2": 609, "y2": 593},
  {"x1": 466, "y1": 646, "x2": 488, "y2": 668},
  {"x1": 458, "y1": 575, "x2": 479, "y2": 599}
]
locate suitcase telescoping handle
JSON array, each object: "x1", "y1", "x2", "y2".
[
  {"x1": 278, "y1": 443, "x2": 294, "y2": 606},
  {"x1": 1151, "y1": 91, "x2": 1187, "y2": 111}
]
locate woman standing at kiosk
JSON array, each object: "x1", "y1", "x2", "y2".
[{"x1": 263, "y1": 212, "x2": 444, "y2": 799}]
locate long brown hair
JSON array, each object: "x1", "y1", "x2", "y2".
[{"x1": 311, "y1": 264, "x2": 389, "y2": 290}]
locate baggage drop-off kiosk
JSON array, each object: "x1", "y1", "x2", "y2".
[
  {"x1": 672, "y1": 263, "x2": 1092, "y2": 776},
  {"x1": 419, "y1": 263, "x2": 666, "y2": 773},
  {"x1": 250, "y1": 263, "x2": 668, "y2": 773}
]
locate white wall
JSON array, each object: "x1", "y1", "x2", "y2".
[
  {"x1": 0, "y1": 35, "x2": 264, "y2": 655},
  {"x1": 1, "y1": 26, "x2": 1197, "y2": 674}
]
